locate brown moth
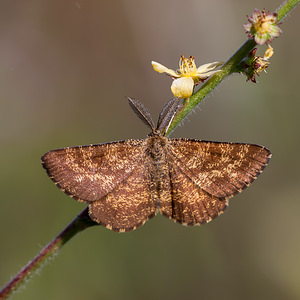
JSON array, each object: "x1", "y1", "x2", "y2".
[{"x1": 42, "y1": 98, "x2": 271, "y2": 232}]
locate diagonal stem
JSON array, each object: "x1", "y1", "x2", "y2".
[
  {"x1": 0, "y1": 208, "x2": 97, "y2": 300},
  {"x1": 276, "y1": 0, "x2": 300, "y2": 21}
]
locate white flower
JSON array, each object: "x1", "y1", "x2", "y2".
[
  {"x1": 152, "y1": 55, "x2": 223, "y2": 98},
  {"x1": 244, "y1": 9, "x2": 282, "y2": 45}
]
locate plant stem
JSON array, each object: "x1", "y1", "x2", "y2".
[
  {"x1": 276, "y1": 0, "x2": 300, "y2": 21},
  {"x1": 0, "y1": 0, "x2": 298, "y2": 299},
  {"x1": 0, "y1": 208, "x2": 97, "y2": 300}
]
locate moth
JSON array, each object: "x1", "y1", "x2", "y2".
[{"x1": 42, "y1": 98, "x2": 271, "y2": 232}]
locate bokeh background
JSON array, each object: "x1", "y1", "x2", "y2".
[{"x1": 0, "y1": 1, "x2": 299, "y2": 299}]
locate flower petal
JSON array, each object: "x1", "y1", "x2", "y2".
[
  {"x1": 243, "y1": 23, "x2": 252, "y2": 32},
  {"x1": 151, "y1": 61, "x2": 178, "y2": 77},
  {"x1": 270, "y1": 25, "x2": 282, "y2": 38},
  {"x1": 194, "y1": 69, "x2": 221, "y2": 80},
  {"x1": 171, "y1": 77, "x2": 194, "y2": 98},
  {"x1": 255, "y1": 33, "x2": 268, "y2": 45},
  {"x1": 264, "y1": 45, "x2": 274, "y2": 59},
  {"x1": 196, "y1": 61, "x2": 223, "y2": 74}
]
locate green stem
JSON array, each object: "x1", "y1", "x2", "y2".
[
  {"x1": 166, "y1": 0, "x2": 299, "y2": 136},
  {"x1": 276, "y1": 0, "x2": 300, "y2": 21},
  {"x1": 0, "y1": 0, "x2": 298, "y2": 299},
  {"x1": 0, "y1": 208, "x2": 97, "y2": 300}
]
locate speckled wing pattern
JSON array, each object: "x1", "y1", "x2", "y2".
[
  {"x1": 89, "y1": 161, "x2": 157, "y2": 232},
  {"x1": 42, "y1": 140, "x2": 160, "y2": 232},
  {"x1": 160, "y1": 160, "x2": 228, "y2": 225},
  {"x1": 42, "y1": 137, "x2": 271, "y2": 232},
  {"x1": 42, "y1": 140, "x2": 148, "y2": 201},
  {"x1": 159, "y1": 139, "x2": 271, "y2": 225},
  {"x1": 168, "y1": 139, "x2": 271, "y2": 198}
]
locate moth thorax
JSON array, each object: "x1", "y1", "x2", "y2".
[{"x1": 147, "y1": 135, "x2": 167, "y2": 162}]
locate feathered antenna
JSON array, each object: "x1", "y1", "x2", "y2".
[
  {"x1": 157, "y1": 98, "x2": 181, "y2": 135},
  {"x1": 127, "y1": 97, "x2": 155, "y2": 131}
]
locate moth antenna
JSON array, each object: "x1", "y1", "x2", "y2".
[
  {"x1": 157, "y1": 98, "x2": 182, "y2": 135},
  {"x1": 127, "y1": 97, "x2": 155, "y2": 131}
]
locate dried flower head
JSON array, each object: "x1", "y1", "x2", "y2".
[
  {"x1": 244, "y1": 9, "x2": 282, "y2": 45},
  {"x1": 240, "y1": 45, "x2": 274, "y2": 83},
  {"x1": 152, "y1": 56, "x2": 223, "y2": 98}
]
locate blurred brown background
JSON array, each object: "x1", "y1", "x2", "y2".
[{"x1": 0, "y1": 1, "x2": 299, "y2": 299}]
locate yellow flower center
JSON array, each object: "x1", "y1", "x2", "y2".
[
  {"x1": 179, "y1": 55, "x2": 196, "y2": 77},
  {"x1": 253, "y1": 10, "x2": 274, "y2": 35},
  {"x1": 255, "y1": 20, "x2": 270, "y2": 34}
]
